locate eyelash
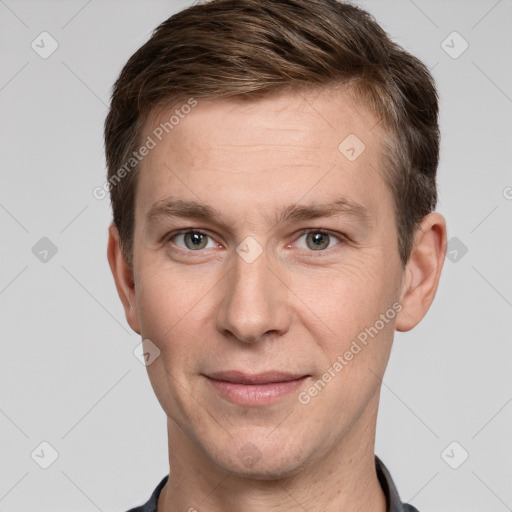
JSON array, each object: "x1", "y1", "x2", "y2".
[{"x1": 164, "y1": 228, "x2": 347, "y2": 256}]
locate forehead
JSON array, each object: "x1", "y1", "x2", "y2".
[
  {"x1": 146, "y1": 86, "x2": 380, "y2": 161},
  {"x1": 135, "y1": 87, "x2": 393, "y2": 228}
]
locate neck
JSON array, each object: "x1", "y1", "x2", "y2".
[{"x1": 158, "y1": 397, "x2": 386, "y2": 512}]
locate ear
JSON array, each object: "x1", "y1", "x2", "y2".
[
  {"x1": 107, "y1": 223, "x2": 141, "y2": 335},
  {"x1": 395, "y1": 212, "x2": 447, "y2": 332}
]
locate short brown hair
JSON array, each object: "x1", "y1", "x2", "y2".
[{"x1": 104, "y1": 0, "x2": 439, "y2": 268}]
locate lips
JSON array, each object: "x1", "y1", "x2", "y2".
[
  {"x1": 206, "y1": 370, "x2": 308, "y2": 385},
  {"x1": 204, "y1": 370, "x2": 310, "y2": 406}
]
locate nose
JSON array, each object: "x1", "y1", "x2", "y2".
[{"x1": 215, "y1": 247, "x2": 292, "y2": 344}]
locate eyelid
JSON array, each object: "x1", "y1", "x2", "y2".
[{"x1": 295, "y1": 228, "x2": 347, "y2": 240}]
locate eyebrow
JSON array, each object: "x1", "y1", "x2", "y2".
[{"x1": 146, "y1": 197, "x2": 371, "y2": 227}]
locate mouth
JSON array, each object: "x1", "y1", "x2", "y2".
[{"x1": 203, "y1": 370, "x2": 311, "y2": 406}]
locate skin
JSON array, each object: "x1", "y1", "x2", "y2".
[{"x1": 108, "y1": 87, "x2": 447, "y2": 512}]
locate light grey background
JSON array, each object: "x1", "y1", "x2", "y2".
[{"x1": 1, "y1": 0, "x2": 511, "y2": 510}]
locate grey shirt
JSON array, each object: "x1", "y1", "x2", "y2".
[{"x1": 126, "y1": 456, "x2": 419, "y2": 512}]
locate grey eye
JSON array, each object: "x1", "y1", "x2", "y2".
[
  {"x1": 172, "y1": 231, "x2": 214, "y2": 250},
  {"x1": 305, "y1": 231, "x2": 331, "y2": 250},
  {"x1": 293, "y1": 230, "x2": 343, "y2": 252}
]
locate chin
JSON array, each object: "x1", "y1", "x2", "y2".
[
  {"x1": 208, "y1": 438, "x2": 313, "y2": 481},
  {"x1": 223, "y1": 459, "x2": 308, "y2": 481}
]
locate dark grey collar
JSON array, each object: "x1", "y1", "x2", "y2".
[{"x1": 376, "y1": 456, "x2": 420, "y2": 512}]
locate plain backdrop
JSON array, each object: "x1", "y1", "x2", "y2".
[{"x1": 1, "y1": 0, "x2": 511, "y2": 511}]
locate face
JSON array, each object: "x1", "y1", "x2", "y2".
[{"x1": 119, "y1": 88, "x2": 409, "y2": 478}]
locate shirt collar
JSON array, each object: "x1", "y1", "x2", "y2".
[{"x1": 376, "y1": 456, "x2": 419, "y2": 512}]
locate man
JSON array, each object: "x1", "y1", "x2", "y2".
[{"x1": 105, "y1": 0, "x2": 446, "y2": 510}]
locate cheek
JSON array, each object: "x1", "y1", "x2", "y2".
[
  {"x1": 292, "y1": 258, "x2": 398, "y2": 347},
  {"x1": 135, "y1": 253, "x2": 208, "y2": 322},
  {"x1": 135, "y1": 264, "x2": 195, "y2": 353},
  {"x1": 134, "y1": 259, "x2": 219, "y2": 378},
  {"x1": 134, "y1": 268, "x2": 200, "y2": 412},
  {"x1": 136, "y1": 268, "x2": 176, "y2": 335}
]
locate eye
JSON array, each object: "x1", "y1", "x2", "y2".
[
  {"x1": 293, "y1": 229, "x2": 345, "y2": 251},
  {"x1": 169, "y1": 230, "x2": 218, "y2": 251},
  {"x1": 166, "y1": 228, "x2": 345, "y2": 254}
]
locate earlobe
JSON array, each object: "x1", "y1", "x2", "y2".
[
  {"x1": 395, "y1": 212, "x2": 447, "y2": 332},
  {"x1": 107, "y1": 223, "x2": 141, "y2": 335}
]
